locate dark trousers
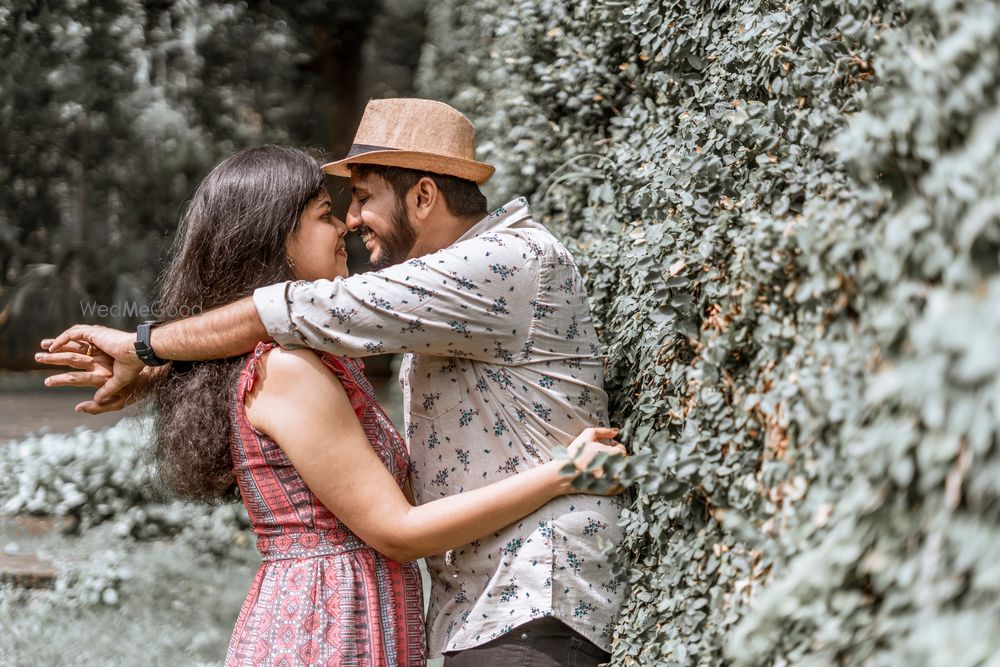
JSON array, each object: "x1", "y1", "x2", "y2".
[{"x1": 442, "y1": 616, "x2": 611, "y2": 667}]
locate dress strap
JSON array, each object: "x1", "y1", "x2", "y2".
[{"x1": 237, "y1": 341, "x2": 280, "y2": 403}]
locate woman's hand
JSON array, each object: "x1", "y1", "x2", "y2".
[
  {"x1": 36, "y1": 338, "x2": 114, "y2": 386},
  {"x1": 557, "y1": 426, "x2": 628, "y2": 495}
]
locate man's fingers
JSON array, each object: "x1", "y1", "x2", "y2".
[
  {"x1": 48, "y1": 326, "x2": 90, "y2": 352},
  {"x1": 35, "y1": 352, "x2": 95, "y2": 371},
  {"x1": 43, "y1": 338, "x2": 102, "y2": 358},
  {"x1": 64, "y1": 340, "x2": 90, "y2": 354},
  {"x1": 41, "y1": 338, "x2": 89, "y2": 353}
]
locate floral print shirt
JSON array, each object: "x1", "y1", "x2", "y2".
[{"x1": 253, "y1": 197, "x2": 625, "y2": 657}]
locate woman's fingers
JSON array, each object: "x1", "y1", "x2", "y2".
[
  {"x1": 95, "y1": 368, "x2": 140, "y2": 405},
  {"x1": 43, "y1": 371, "x2": 109, "y2": 389},
  {"x1": 74, "y1": 397, "x2": 127, "y2": 414},
  {"x1": 34, "y1": 351, "x2": 97, "y2": 371},
  {"x1": 35, "y1": 350, "x2": 113, "y2": 390},
  {"x1": 573, "y1": 442, "x2": 627, "y2": 470},
  {"x1": 569, "y1": 427, "x2": 621, "y2": 453}
]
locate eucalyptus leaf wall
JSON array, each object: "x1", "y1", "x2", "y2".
[{"x1": 418, "y1": 1, "x2": 1000, "y2": 664}]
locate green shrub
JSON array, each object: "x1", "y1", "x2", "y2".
[
  {"x1": 53, "y1": 550, "x2": 131, "y2": 608},
  {"x1": 419, "y1": 0, "x2": 1000, "y2": 664},
  {"x1": 0, "y1": 419, "x2": 154, "y2": 523},
  {"x1": 0, "y1": 418, "x2": 250, "y2": 559}
]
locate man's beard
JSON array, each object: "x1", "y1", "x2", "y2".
[{"x1": 366, "y1": 200, "x2": 418, "y2": 270}]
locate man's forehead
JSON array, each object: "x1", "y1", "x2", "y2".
[{"x1": 349, "y1": 171, "x2": 382, "y2": 193}]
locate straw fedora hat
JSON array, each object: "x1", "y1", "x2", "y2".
[{"x1": 322, "y1": 98, "x2": 495, "y2": 185}]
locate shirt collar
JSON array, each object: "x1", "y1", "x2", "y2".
[{"x1": 456, "y1": 196, "x2": 533, "y2": 243}]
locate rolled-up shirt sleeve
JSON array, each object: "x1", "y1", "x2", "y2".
[
  {"x1": 253, "y1": 281, "x2": 304, "y2": 349},
  {"x1": 252, "y1": 232, "x2": 536, "y2": 361}
]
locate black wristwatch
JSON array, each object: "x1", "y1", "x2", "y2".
[{"x1": 135, "y1": 320, "x2": 169, "y2": 367}]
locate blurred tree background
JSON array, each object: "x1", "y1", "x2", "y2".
[{"x1": 0, "y1": 0, "x2": 427, "y2": 368}]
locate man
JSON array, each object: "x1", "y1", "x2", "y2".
[{"x1": 40, "y1": 98, "x2": 625, "y2": 665}]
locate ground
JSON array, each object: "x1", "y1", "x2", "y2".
[{"x1": 0, "y1": 372, "x2": 124, "y2": 444}]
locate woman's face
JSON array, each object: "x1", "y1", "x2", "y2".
[{"x1": 286, "y1": 191, "x2": 349, "y2": 281}]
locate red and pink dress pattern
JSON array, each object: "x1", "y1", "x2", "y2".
[{"x1": 226, "y1": 342, "x2": 425, "y2": 666}]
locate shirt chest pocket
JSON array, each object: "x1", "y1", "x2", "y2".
[{"x1": 408, "y1": 356, "x2": 463, "y2": 420}]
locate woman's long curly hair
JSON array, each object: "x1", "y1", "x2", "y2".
[{"x1": 151, "y1": 146, "x2": 325, "y2": 501}]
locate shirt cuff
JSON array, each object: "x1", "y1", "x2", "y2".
[{"x1": 253, "y1": 282, "x2": 304, "y2": 349}]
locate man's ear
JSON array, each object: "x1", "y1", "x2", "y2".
[{"x1": 411, "y1": 177, "x2": 439, "y2": 222}]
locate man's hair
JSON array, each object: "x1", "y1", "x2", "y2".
[{"x1": 351, "y1": 164, "x2": 488, "y2": 218}]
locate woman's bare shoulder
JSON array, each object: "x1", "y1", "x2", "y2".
[
  {"x1": 257, "y1": 346, "x2": 327, "y2": 379},
  {"x1": 244, "y1": 347, "x2": 348, "y2": 426}
]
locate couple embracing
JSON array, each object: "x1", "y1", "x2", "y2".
[{"x1": 40, "y1": 98, "x2": 627, "y2": 666}]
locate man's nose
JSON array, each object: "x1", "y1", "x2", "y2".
[{"x1": 345, "y1": 206, "x2": 362, "y2": 230}]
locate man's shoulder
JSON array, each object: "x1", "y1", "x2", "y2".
[
  {"x1": 443, "y1": 224, "x2": 544, "y2": 272},
  {"x1": 473, "y1": 219, "x2": 577, "y2": 266}
]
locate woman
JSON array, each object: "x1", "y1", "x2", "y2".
[{"x1": 55, "y1": 146, "x2": 623, "y2": 666}]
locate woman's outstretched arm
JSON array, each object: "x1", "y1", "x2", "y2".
[{"x1": 245, "y1": 347, "x2": 622, "y2": 563}]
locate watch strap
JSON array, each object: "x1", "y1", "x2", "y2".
[{"x1": 135, "y1": 320, "x2": 169, "y2": 367}]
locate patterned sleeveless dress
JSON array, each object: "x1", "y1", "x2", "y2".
[{"x1": 225, "y1": 342, "x2": 425, "y2": 666}]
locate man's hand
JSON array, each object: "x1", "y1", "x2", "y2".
[
  {"x1": 42, "y1": 325, "x2": 144, "y2": 407},
  {"x1": 35, "y1": 337, "x2": 160, "y2": 414},
  {"x1": 38, "y1": 297, "x2": 266, "y2": 409}
]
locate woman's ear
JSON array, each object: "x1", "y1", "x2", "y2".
[{"x1": 411, "y1": 177, "x2": 439, "y2": 222}]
